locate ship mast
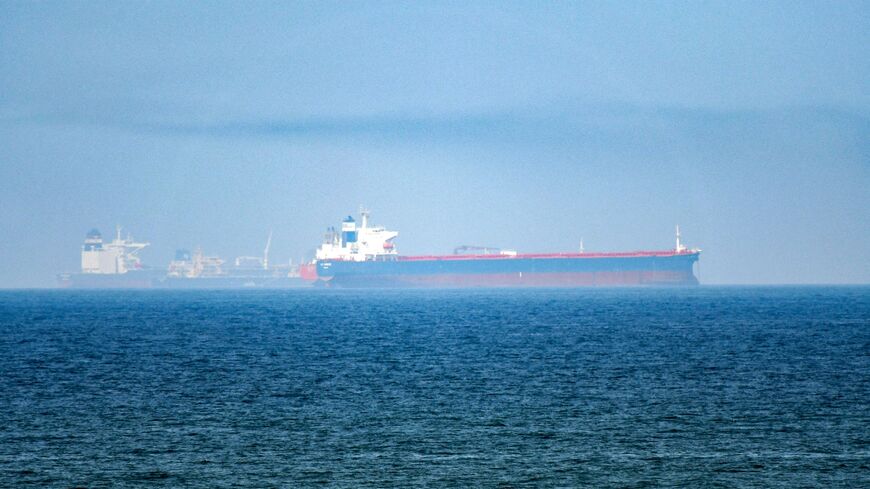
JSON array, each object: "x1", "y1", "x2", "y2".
[
  {"x1": 675, "y1": 225, "x2": 686, "y2": 253},
  {"x1": 360, "y1": 205, "x2": 370, "y2": 229}
]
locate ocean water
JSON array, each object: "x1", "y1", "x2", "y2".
[{"x1": 0, "y1": 287, "x2": 867, "y2": 488}]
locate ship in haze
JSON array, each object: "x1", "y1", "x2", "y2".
[
  {"x1": 58, "y1": 228, "x2": 312, "y2": 288},
  {"x1": 57, "y1": 227, "x2": 161, "y2": 288},
  {"x1": 312, "y1": 209, "x2": 701, "y2": 287},
  {"x1": 161, "y1": 231, "x2": 310, "y2": 288}
]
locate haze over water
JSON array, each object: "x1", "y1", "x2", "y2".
[{"x1": 1, "y1": 2, "x2": 869, "y2": 286}]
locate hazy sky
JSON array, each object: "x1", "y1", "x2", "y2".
[{"x1": 1, "y1": 1, "x2": 868, "y2": 287}]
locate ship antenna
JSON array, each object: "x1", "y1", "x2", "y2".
[
  {"x1": 580, "y1": 238, "x2": 584, "y2": 254},
  {"x1": 675, "y1": 225, "x2": 686, "y2": 253}
]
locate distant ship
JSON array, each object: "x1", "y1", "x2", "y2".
[
  {"x1": 312, "y1": 210, "x2": 701, "y2": 287},
  {"x1": 57, "y1": 227, "x2": 161, "y2": 288},
  {"x1": 160, "y1": 236, "x2": 310, "y2": 289},
  {"x1": 58, "y1": 227, "x2": 312, "y2": 289}
]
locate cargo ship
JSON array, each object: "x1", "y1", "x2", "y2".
[
  {"x1": 57, "y1": 228, "x2": 162, "y2": 288},
  {"x1": 313, "y1": 210, "x2": 701, "y2": 288},
  {"x1": 58, "y1": 227, "x2": 312, "y2": 289}
]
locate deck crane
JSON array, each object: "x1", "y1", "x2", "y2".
[{"x1": 263, "y1": 230, "x2": 273, "y2": 270}]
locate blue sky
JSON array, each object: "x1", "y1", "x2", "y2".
[{"x1": 1, "y1": 1, "x2": 868, "y2": 286}]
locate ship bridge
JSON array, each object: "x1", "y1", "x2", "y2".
[{"x1": 316, "y1": 209, "x2": 398, "y2": 262}]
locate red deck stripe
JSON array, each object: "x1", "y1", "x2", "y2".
[{"x1": 324, "y1": 250, "x2": 700, "y2": 262}]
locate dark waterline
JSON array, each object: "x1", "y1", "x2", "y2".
[{"x1": 1, "y1": 287, "x2": 868, "y2": 487}]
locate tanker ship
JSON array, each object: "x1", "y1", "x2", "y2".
[
  {"x1": 312, "y1": 210, "x2": 701, "y2": 288},
  {"x1": 57, "y1": 227, "x2": 162, "y2": 288}
]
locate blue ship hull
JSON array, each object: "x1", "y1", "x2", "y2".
[{"x1": 316, "y1": 252, "x2": 700, "y2": 288}]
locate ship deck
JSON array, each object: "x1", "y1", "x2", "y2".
[{"x1": 396, "y1": 250, "x2": 699, "y2": 262}]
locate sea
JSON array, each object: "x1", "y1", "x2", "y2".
[{"x1": 0, "y1": 286, "x2": 867, "y2": 487}]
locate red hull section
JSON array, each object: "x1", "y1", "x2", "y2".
[
  {"x1": 397, "y1": 250, "x2": 693, "y2": 261},
  {"x1": 298, "y1": 264, "x2": 319, "y2": 282}
]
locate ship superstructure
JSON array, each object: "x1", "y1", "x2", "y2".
[
  {"x1": 81, "y1": 227, "x2": 149, "y2": 274},
  {"x1": 313, "y1": 209, "x2": 702, "y2": 288},
  {"x1": 316, "y1": 209, "x2": 398, "y2": 262},
  {"x1": 58, "y1": 227, "x2": 158, "y2": 288}
]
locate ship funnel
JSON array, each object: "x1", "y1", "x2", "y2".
[{"x1": 341, "y1": 216, "x2": 358, "y2": 245}]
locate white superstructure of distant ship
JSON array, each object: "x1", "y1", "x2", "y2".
[
  {"x1": 316, "y1": 208, "x2": 399, "y2": 262},
  {"x1": 56, "y1": 227, "x2": 158, "y2": 288},
  {"x1": 80, "y1": 226, "x2": 149, "y2": 275}
]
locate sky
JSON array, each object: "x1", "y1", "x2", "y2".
[{"x1": 0, "y1": 1, "x2": 868, "y2": 287}]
